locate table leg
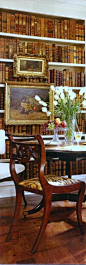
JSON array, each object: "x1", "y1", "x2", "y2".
[{"x1": 66, "y1": 160, "x2": 72, "y2": 178}]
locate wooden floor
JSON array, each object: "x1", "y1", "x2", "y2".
[{"x1": 0, "y1": 194, "x2": 86, "y2": 264}]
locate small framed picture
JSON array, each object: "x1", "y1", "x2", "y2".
[{"x1": 13, "y1": 54, "x2": 48, "y2": 78}]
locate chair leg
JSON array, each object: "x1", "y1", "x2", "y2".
[
  {"x1": 23, "y1": 197, "x2": 44, "y2": 219},
  {"x1": 22, "y1": 192, "x2": 27, "y2": 207},
  {"x1": 76, "y1": 183, "x2": 85, "y2": 235},
  {"x1": 31, "y1": 191, "x2": 52, "y2": 254},
  {"x1": 6, "y1": 188, "x2": 22, "y2": 242}
]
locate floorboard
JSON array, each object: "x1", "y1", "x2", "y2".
[{"x1": 0, "y1": 194, "x2": 86, "y2": 264}]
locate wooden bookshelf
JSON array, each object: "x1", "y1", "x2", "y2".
[{"x1": 0, "y1": 8, "x2": 86, "y2": 136}]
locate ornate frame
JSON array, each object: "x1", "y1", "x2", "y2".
[
  {"x1": 13, "y1": 54, "x2": 48, "y2": 78},
  {"x1": 5, "y1": 82, "x2": 54, "y2": 125}
]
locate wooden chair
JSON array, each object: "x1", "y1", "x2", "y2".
[{"x1": 6, "y1": 133, "x2": 85, "y2": 254}]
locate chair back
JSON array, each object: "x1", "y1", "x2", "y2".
[{"x1": 7, "y1": 133, "x2": 46, "y2": 187}]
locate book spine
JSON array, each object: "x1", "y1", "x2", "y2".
[
  {"x1": 15, "y1": 13, "x2": 19, "y2": 34},
  {"x1": 76, "y1": 23, "x2": 79, "y2": 40},
  {"x1": 30, "y1": 15, "x2": 35, "y2": 36},
  {"x1": 7, "y1": 13, "x2": 11, "y2": 33},
  {"x1": 2, "y1": 12, "x2": 7, "y2": 33},
  {"x1": 0, "y1": 12, "x2": 2, "y2": 32},
  {"x1": 19, "y1": 14, "x2": 23, "y2": 35},
  {"x1": 41, "y1": 17, "x2": 44, "y2": 37},
  {"x1": 22, "y1": 14, "x2": 26, "y2": 35},
  {"x1": 81, "y1": 24, "x2": 85, "y2": 41},
  {"x1": 78, "y1": 23, "x2": 82, "y2": 41},
  {"x1": 10, "y1": 14, "x2": 15, "y2": 34}
]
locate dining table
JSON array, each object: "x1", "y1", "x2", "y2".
[{"x1": 45, "y1": 142, "x2": 86, "y2": 176}]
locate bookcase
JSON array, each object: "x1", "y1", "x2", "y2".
[{"x1": 0, "y1": 8, "x2": 86, "y2": 176}]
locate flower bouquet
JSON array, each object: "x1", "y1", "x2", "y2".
[{"x1": 35, "y1": 86, "x2": 86, "y2": 143}]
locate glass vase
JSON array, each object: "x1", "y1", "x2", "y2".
[
  {"x1": 65, "y1": 115, "x2": 76, "y2": 144},
  {"x1": 49, "y1": 129, "x2": 61, "y2": 145},
  {"x1": 52, "y1": 129, "x2": 61, "y2": 145}
]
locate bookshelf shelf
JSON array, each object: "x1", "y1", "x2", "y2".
[
  {"x1": 0, "y1": 84, "x2": 5, "y2": 87},
  {"x1": 0, "y1": 32, "x2": 85, "y2": 45},
  {"x1": 55, "y1": 86, "x2": 85, "y2": 90},
  {"x1": 48, "y1": 62, "x2": 86, "y2": 68},
  {"x1": 81, "y1": 110, "x2": 86, "y2": 113},
  {"x1": 0, "y1": 60, "x2": 85, "y2": 67},
  {"x1": 0, "y1": 58, "x2": 13, "y2": 63},
  {"x1": 0, "y1": 110, "x2": 5, "y2": 113}
]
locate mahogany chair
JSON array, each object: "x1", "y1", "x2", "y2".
[{"x1": 6, "y1": 133, "x2": 85, "y2": 254}]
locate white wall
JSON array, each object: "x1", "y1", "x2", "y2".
[{"x1": 0, "y1": 0, "x2": 86, "y2": 19}]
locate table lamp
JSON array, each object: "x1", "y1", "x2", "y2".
[{"x1": 0, "y1": 130, "x2": 5, "y2": 154}]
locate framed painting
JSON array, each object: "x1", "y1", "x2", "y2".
[
  {"x1": 13, "y1": 54, "x2": 48, "y2": 78},
  {"x1": 5, "y1": 82, "x2": 54, "y2": 125}
]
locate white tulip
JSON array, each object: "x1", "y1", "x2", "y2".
[
  {"x1": 53, "y1": 100, "x2": 58, "y2": 106},
  {"x1": 69, "y1": 91, "x2": 76, "y2": 100},
  {"x1": 46, "y1": 111, "x2": 51, "y2": 117},
  {"x1": 59, "y1": 88, "x2": 64, "y2": 94},
  {"x1": 42, "y1": 107, "x2": 47, "y2": 113},
  {"x1": 64, "y1": 86, "x2": 69, "y2": 92},
  {"x1": 39, "y1": 100, "x2": 47, "y2": 106},
  {"x1": 50, "y1": 85, "x2": 55, "y2": 91},
  {"x1": 54, "y1": 94, "x2": 59, "y2": 100},
  {"x1": 55, "y1": 89, "x2": 60, "y2": 95},
  {"x1": 35, "y1": 95, "x2": 41, "y2": 101},
  {"x1": 60, "y1": 92, "x2": 65, "y2": 99},
  {"x1": 82, "y1": 100, "x2": 86, "y2": 107}
]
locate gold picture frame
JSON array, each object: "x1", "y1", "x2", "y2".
[
  {"x1": 13, "y1": 54, "x2": 48, "y2": 78},
  {"x1": 5, "y1": 82, "x2": 54, "y2": 125}
]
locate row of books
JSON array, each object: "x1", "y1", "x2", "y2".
[
  {"x1": 16, "y1": 41, "x2": 86, "y2": 64},
  {"x1": 0, "y1": 11, "x2": 85, "y2": 40},
  {"x1": 76, "y1": 116, "x2": 86, "y2": 133},
  {"x1": 48, "y1": 160, "x2": 86, "y2": 177},
  {"x1": 48, "y1": 45, "x2": 85, "y2": 64},
  {"x1": 0, "y1": 38, "x2": 85, "y2": 65},
  {"x1": 0, "y1": 63, "x2": 48, "y2": 83},
  {"x1": 0, "y1": 62, "x2": 84, "y2": 86},
  {"x1": 5, "y1": 124, "x2": 43, "y2": 135},
  {"x1": 0, "y1": 61, "x2": 85, "y2": 87},
  {"x1": 0, "y1": 38, "x2": 17, "y2": 59},
  {"x1": 48, "y1": 69, "x2": 85, "y2": 87}
]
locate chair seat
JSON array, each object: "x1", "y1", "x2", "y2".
[
  {"x1": 0, "y1": 163, "x2": 25, "y2": 180},
  {"x1": 19, "y1": 175, "x2": 80, "y2": 191}
]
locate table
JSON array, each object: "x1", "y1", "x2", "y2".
[
  {"x1": 45, "y1": 144, "x2": 86, "y2": 177},
  {"x1": 45, "y1": 144, "x2": 86, "y2": 202}
]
